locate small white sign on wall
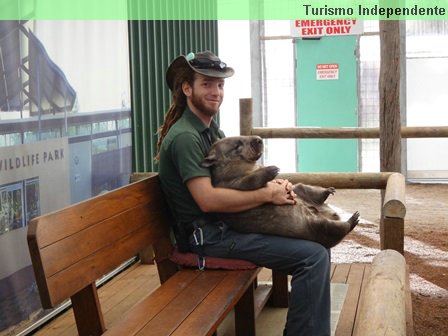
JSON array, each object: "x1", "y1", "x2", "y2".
[{"x1": 316, "y1": 63, "x2": 339, "y2": 80}]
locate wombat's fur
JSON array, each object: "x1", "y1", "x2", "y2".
[{"x1": 201, "y1": 135, "x2": 359, "y2": 248}]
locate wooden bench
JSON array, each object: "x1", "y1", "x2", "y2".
[{"x1": 27, "y1": 174, "x2": 287, "y2": 336}]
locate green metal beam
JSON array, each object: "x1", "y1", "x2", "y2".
[{"x1": 128, "y1": 17, "x2": 218, "y2": 172}]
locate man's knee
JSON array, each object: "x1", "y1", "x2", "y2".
[{"x1": 304, "y1": 242, "x2": 330, "y2": 270}]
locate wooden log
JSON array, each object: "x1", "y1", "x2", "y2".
[
  {"x1": 252, "y1": 126, "x2": 380, "y2": 139},
  {"x1": 354, "y1": 250, "x2": 407, "y2": 336},
  {"x1": 250, "y1": 126, "x2": 448, "y2": 139},
  {"x1": 240, "y1": 98, "x2": 253, "y2": 136},
  {"x1": 383, "y1": 173, "x2": 406, "y2": 218},
  {"x1": 405, "y1": 265, "x2": 415, "y2": 335},
  {"x1": 241, "y1": 97, "x2": 448, "y2": 140},
  {"x1": 276, "y1": 172, "x2": 392, "y2": 189},
  {"x1": 402, "y1": 126, "x2": 448, "y2": 138},
  {"x1": 379, "y1": 20, "x2": 401, "y2": 173}
]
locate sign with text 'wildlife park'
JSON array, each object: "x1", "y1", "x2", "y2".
[{"x1": 291, "y1": 19, "x2": 363, "y2": 37}]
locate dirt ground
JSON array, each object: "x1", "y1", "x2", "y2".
[{"x1": 329, "y1": 183, "x2": 448, "y2": 336}]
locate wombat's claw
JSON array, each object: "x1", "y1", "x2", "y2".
[
  {"x1": 319, "y1": 187, "x2": 336, "y2": 203},
  {"x1": 348, "y1": 211, "x2": 360, "y2": 231},
  {"x1": 327, "y1": 187, "x2": 336, "y2": 195},
  {"x1": 265, "y1": 165, "x2": 280, "y2": 180}
]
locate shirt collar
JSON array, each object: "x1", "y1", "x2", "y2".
[{"x1": 184, "y1": 107, "x2": 220, "y2": 133}]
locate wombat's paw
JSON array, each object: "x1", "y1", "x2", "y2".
[
  {"x1": 348, "y1": 211, "x2": 360, "y2": 231},
  {"x1": 318, "y1": 187, "x2": 336, "y2": 203},
  {"x1": 265, "y1": 165, "x2": 280, "y2": 180},
  {"x1": 327, "y1": 187, "x2": 336, "y2": 195}
]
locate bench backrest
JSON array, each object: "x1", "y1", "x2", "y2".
[{"x1": 27, "y1": 174, "x2": 177, "y2": 309}]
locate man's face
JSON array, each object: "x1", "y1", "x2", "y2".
[{"x1": 184, "y1": 74, "x2": 225, "y2": 117}]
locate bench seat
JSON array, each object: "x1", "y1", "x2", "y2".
[{"x1": 104, "y1": 268, "x2": 260, "y2": 336}]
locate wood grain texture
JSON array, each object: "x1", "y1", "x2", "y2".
[{"x1": 354, "y1": 250, "x2": 407, "y2": 336}]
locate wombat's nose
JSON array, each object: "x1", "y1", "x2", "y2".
[{"x1": 251, "y1": 137, "x2": 263, "y2": 149}]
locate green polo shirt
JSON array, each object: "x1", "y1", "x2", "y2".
[{"x1": 158, "y1": 108, "x2": 225, "y2": 224}]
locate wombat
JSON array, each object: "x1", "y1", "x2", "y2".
[{"x1": 200, "y1": 135, "x2": 359, "y2": 248}]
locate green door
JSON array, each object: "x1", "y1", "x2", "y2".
[{"x1": 296, "y1": 35, "x2": 358, "y2": 172}]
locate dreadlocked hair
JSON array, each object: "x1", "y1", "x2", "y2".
[{"x1": 155, "y1": 68, "x2": 195, "y2": 161}]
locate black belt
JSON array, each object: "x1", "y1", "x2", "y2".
[{"x1": 183, "y1": 214, "x2": 221, "y2": 236}]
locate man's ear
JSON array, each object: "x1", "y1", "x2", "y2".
[
  {"x1": 182, "y1": 81, "x2": 192, "y2": 97},
  {"x1": 200, "y1": 150, "x2": 217, "y2": 168}
]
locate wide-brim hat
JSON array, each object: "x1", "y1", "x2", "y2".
[{"x1": 166, "y1": 50, "x2": 234, "y2": 91}]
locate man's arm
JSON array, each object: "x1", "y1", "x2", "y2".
[{"x1": 187, "y1": 176, "x2": 296, "y2": 213}]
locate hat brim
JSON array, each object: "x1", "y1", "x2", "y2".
[{"x1": 166, "y1": 55, "x2": 234, "y2": 91}]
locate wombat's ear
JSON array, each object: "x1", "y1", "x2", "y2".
[{"x1": 200, "y1": 150, "x2": 217, "y2": 168}]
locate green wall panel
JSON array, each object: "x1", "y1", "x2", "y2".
[{"x1": 128, "y1": 18, "x2": 218, "y2": 172}]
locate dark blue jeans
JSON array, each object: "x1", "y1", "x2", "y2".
[{"x1": 189, "y1": 222, "x2": 331, "y2": 336}]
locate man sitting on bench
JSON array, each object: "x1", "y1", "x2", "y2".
[{"x1": 156, "y1": 50, "x2": 331, "y2": 336}]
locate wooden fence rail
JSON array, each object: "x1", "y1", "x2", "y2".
[
  {"x1": 239, "y1": 98, "x2": 410, "y2": 254},
  {"x1": 240, "y1": 98, "x2": 448, "y2": 139},
  {"x1": 249, "y1": 126, "x2": 448, "y2": 139}
]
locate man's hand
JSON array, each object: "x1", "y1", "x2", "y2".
[
  {"x1": 187, "y1": 176, "x2": 297, "y2": 214},
  {"x1": 272, "y1": 179, "x2": 297, "y2": 201},
  {"x1": 266, "y1": 179, "x2": 296, "y2": 205}
]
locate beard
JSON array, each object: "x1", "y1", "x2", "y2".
[{"x1": 190, "y1": 91, "x2": 221, "y2": 117}]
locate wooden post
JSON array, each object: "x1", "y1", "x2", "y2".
[
  {"x1": 381, "y1": 217, "x2": 405, "y2": 254},
  {"x1": 379, "y1": 20, "x2": 402, "y2": 173},
  {"x1": 240, "y1": 98, "x2": 253, "y2": 136},
  {"x1": 379, "y1": 20, "x2": 403, "y2": 254}
]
